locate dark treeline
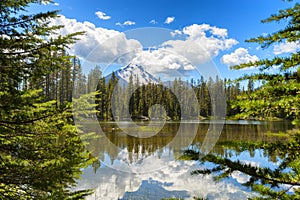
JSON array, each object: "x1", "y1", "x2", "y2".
[
  {"x1": 90, "y1": 68, "x2": 243, "y2": 121},
  {"x1": 41, "y1": 61, "x2": 247, "y2": 120},
  {"x1": 37, "y1": 59, "x2": 255, "y2": 120},
  {"x1": 36, "y1": 57, "x2": 294, "y2": 121},
  {"x1": 27, "y1": 54, "x2": 85, "y2": 106},
  {"x1": 38, "y1": 56, "x2": 281, "y2": 121}
]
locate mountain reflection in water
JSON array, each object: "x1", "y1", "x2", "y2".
[{"x1": 74, "y1": 120, "x2": 292, "y2": 200}]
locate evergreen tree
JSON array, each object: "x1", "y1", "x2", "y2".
[
  {"x1": 126, "y1": 74, "x2": 134, "y2": 119},
  {"x1": 0, "y1": 1, "x2": 91, "y2": 198},
  {"x1": 106, "y1": 71, "x2": 118, "y2": 120},
  {"x1": 232, "y1": 2, "x2": 300, "y2": 122},
  {"x1": 185, "y1": 1, "x2": 300, "y2": 199},
  {"x1": 73, "y1": 57, "x2": 87, "y2": 98}
]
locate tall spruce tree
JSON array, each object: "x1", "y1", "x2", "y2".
[
  {"x1": 232, "y1": 2, "x2": 300, "y2": 122},
  {"x1": 183, "y1": 1, "x2": 300, "y2": 199},
  {"x1": 0, "y1": 1, "x2": 91, "y2": 199}
]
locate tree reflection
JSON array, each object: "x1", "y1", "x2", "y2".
[
  {"x1": 181, "y1": 130, "x2": 300, "y2": 199},
  {"x1": 80, "y1": 121, "x2": 291, "y2": 173}
]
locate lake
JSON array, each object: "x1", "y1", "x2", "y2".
[{"x1": 74, "y1": 120, "x2": 294, "y2": 200}]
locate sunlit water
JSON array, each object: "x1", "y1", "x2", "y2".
[{"x1": 74, "y1": 120, "x2": 293, "y2": 200}]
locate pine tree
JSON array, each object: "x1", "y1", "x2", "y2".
[
  {"x1": 97, "y1": 76, "x2": 107, "y2": 120},
  {"x1": 232, "y1": 2, "x2": 300, "y2": 122},
  {"x1": 73, "y1": 57, "x2": 87, "y2": 98},
  {"x1": 185, "y1": 1, "x2": 300, "y2": 199},
  {"x1": 126, "y1": 74, "x2": 134, "y2": 120},
  {"x1": 0, "y1": 1, "x2": 91, "y2": 199}
]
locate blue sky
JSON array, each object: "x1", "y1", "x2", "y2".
[{"x1": 29, "y1": 0, "x2": 298, "y2": 80}]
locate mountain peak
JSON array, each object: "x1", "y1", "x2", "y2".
[
  {"x1": 121, "y1": 63, "x2": 143, "y2": 70},
  {"x1": 113, "y1": 63, "x2": 159, "y2": 85}
]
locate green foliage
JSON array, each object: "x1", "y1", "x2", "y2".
[
  {"x1": 232, "y1": 72, "x2": 300, "y2": 121},
  {"x1": 231, "y1": 2, "x2": 300, "y2": 124},
  {"x1": 93, "y1": 74, "x2": 238, "y2": 121},
  {"x1": 186, "y1": 1, "x2": 300, "y2": 199},
  {"x1": 186, "y1": 130, "x2": 300, "y2": 199},
  {"x1": 0, "y1": 91, "x2": 93, "y2": 199},
  {"x1": 0, "y1": 1, "x2": 91, "y2": 199}
]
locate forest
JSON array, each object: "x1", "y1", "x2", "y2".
[
  {"x1": 17, "y1": 49, "x2": 299, "y2": 122},
  {"x1": 0, "y1": 0, "x2": 299, "y2": 199},
  {"x1": 43, "y1": 62, "x2": 240, "y2": 121},
  {"x1": 42, "y1": 59, "x2": 267, "y2": 121}
]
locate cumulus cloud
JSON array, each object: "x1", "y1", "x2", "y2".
[
  {"x1": 95, "y1": 11, "x2": 111, "y2": 20},
  {"x1": 221, "y1": 48, "x2": 259, "y2": 67},
  {"x1": 75, "y1": 151, "x2": 254, "y2": 200},
  {"x1": 170, "y1": 30, "x2": 182, "y2": 37},
  {"x1": 126, "y1": 24, "x2": 238, "y2": 77},
  {"x1": 149, "y1": 19, "x2": 158, "y2": 24},
  {"x1": 162, "y1": 24, "x2": 238, "y2": 65},
  {"x1": 164, "y1": 17, "x2": 175, "y2": 24},
  {"x1": 50, "y1": 16, "x2": 238, "y2": 76},
  {"x1": 50, "y1": 15, "x2": 142, "y2": 63},
  {"x1": 273, "y1": 41, "x2": 300, "y2": 55},
  {"x1": 116, "y1": 20, "x2": 136, "y2": 27},
  {"x1": 131, "y1": 49, "x2": 195, "y2": 76}
]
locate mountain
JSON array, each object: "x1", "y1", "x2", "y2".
[{"x1": 106, "y1": 63, "x2": 159, "y2": 85}]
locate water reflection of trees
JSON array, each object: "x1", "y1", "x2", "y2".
[
  {"x1": 207, "y1": 123, "x2": 289, "y2": 161},
  {"x1": 81, "y1": 123, "x2": 177, "y2": 165},
  {"x1": 183, "y1": 130, "x2": 300, "y2": 200},
  {"x1": 80, "y1": 121, "x2": 291, "y2": 173}
]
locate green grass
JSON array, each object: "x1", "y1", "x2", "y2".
[{"x1": 118, "y1": 125, "x2": 164, "y2": 133}]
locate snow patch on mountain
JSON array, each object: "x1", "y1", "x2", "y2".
[{"x1": 113, "y1": 63, "x2": 160, "y2": 85}]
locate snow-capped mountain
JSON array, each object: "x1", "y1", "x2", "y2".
[{"x1": 107, "y1": 63, "x2": 159, "y2": 85}]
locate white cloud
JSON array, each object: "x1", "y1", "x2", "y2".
[
  {"x1": 149, "y1": 19, "x2": 158, "y2": 24},
  {"x1": 131, "y1": 49, "x2": 195, "y2": 76},
  {"x1": 50, "y1": 17, "x2": 238, "y2": 76},
  {"x1": 123, "y1": 21, "x2": 135, "y2": 26},
  {"x1": 115, "y1": 22, "x2": 122, "y2": 26},
  {"x1": 127, "y1": 24, "x2": 238, "y2": 77},
  {"x1": 221, "y1": 48, "x2": 259, "y2": 67},
  {"x1": 75, "y1": 150, "x2": 254, "y2": 200},
  {"x1": 95, "y1": 11, "x2": 111, "y2": 20},
  {"x1": 170, "y1": 30, "x2": 182, "y2": 37},
  {"x1": 42, "y1": 1, "x2": 59, "y2": 6},
  {"x1": 211, "y1": 26, "x2": 228, "y2": 37},
  {"x1": 50, "y1": 15, "x2": 142, "y2": 63},
  {"x1": 116, "y1": 20, "x2": 136, "y2": 27},
  {"x1": 164, "y1": 17, "x2": 175, "y2": 24},
  {"x1": 161, "y1": 24, "x2": 238, "y2": 65},
  {"x1": 231, "y1": 171, "x2": 250, "y2": 184},
  {"x1": 41, "y1": 1, "x2": 50, "y2": 5},
  {"x1": 273, "y1": 41, "x2": 300, "y2": 55}
]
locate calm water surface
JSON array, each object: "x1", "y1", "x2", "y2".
[{"x1": 75, "y1": 120, "x2": 294, "y2": 200}]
